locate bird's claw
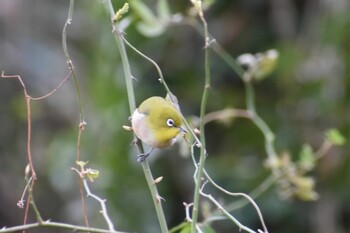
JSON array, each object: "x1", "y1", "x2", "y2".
[
  {"x1": 136, "y1": 147, "x2": 154, "y2": 162},
  {"x1": 137, "y1": 153, "x2": 149, "y2": 162}
]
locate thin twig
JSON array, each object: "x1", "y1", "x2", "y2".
[
  {"x1": 219, "y1": 174, "x2": 277, "y2": 214},
  {"x1": 62, "y1": 0, "x2": 84, "y2": 123},
  {"x1": 191, "y1": 2, "x2": 211, "y2": 232},
  {"x1": 22, "y1": 195, "x2": 31, "y2": 233},
  {"x1": 314, "y1": 139, "x2": 333, "y2": 160},
  {"x1": 62, "y1": 0, "x2": 89, "y2": 227},
  {"x1": 17, "y1": 176, "x2": 33, "y2": 208},
  {"x1": 190, "y1": 136, "x2": 270, "y2": 232},
  {"x1": 30, "y1": 70, "x2": 73, "y2": 100},
  {"x1": 1, "y1": 72, "x2": 37, "y2": 232},
  {"x1": 0, "y1": 221, "x2": 128, "y2": 233},
  {"x1": 200, "y1": 189, "x2": 257, "y2": 233},
  {"x1": 83, "y1": 179, "x2": 115, "y2": 231},
  {"x1": 244, "y1": 80, "x2": 280, "y2": 176},
  {"x1": 77, "y1": 121, "x2": 89, "y2": 227},
  {"x1": 184, "y1": 202, "x2": 194, "y2": 222},
  {"x1": 202, "y1": 170, "x2": 269, "y2": 233},
  {"x1": 203, "y1": 108, "x2": 252, "y2": 125},
  {"x1": 27, "y1": 177, "x2": 43, "y2": 223},
  {"x1": 72, "y1": 167, "x2": 116, "y2": 231},
  {"x1": 2, "y1": 50, "x2": 81, "y2": 233},
  {"x1": 0, "y1": 72, "x2": 37, "y2": 180}
]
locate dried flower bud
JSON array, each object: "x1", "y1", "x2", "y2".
[
  {"x1": 154, "y1": 176, "x2": 163, "y2": 184},
  {"x1": 122, "y1": 125, "x2": 133, "y2": 131}
]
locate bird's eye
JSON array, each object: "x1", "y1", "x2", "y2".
[{"x1": 166, "y1": 119, "x2": 175, "y2": 127}]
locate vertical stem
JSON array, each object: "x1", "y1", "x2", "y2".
[
  {"x1": 185, "y1": 17, "x2": 280, "y2": 169},
  {"x1": 103, "y1": 1, "x2": 168, "y2": 232},
  {"x1": 185, "y1": 18, "x2": 280, "y2": 170},
  {"x1": 104, "y1": 1, "x2": 136, "y2": 113},
  {"x1": 141, "y1": 159, "x2": 169, "y2": 233},
  {"x1": 62, "y1": 0, "x2": 89, "y2": 227},
  {"x1": 25, "y1": 96, "x2": 36, "y2": 180},
  {"x1": 191, "y1": 10, "x2": 211, "y2": 233},
  {"x1": 27, "y1": 180, "x2": 43, "y2": 223},
  {"x1": 62, "y1": 0, "x2": 84, "y2": 123}
]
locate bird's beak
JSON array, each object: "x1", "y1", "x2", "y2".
[{"x1": 179, "y1": 126, "x2": 188, "y2": 134}]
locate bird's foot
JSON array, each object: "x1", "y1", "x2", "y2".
[
  {"x1": 137, "y1": 153, "x2": 150, "y2": 162},
  {"x1": 137, "y1": 147, "x2": 155, "y2": 162}
]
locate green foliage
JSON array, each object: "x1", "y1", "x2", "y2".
[
  {"x1": 326, "y1": 128, "x2": 346, "y2": 146},
  {"x1": 237, "y1": 49, "x2": 279, "y2": 81},
  {"x1": 170, "y1": 221, "x2": 216, "y2": 233},
  {"x1": 298, "y1": 144, "x2": 315, "y2": 171},
  {"x1": 129, "y1": 0, "x2": 169, "y2": 37},
  {"x1": 170, "y1": 222, "x2": 191, "y2": 233}
]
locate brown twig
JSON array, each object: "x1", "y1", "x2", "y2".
[
  {"x1": 22, "y1": 193, "x2": 31, "y2": 233},
  {"x1": 30, "y1": 70, "x2": 73, "y2": 100},
  {"x1": 1, "y1": 72, "x2": 36, "y2": 180},
  {"x1": 1, "y1": 70, "x2": 73, "y2": 179},
  {"x1": 1, "y1": 70, "x2": 73, "y2": 232}
]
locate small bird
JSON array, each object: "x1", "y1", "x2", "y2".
[{"x1": 131, "y1": 96, "x2": 187, "y2": 162}]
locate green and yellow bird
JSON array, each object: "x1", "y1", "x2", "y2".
[{"x1": 131, "y1": 96, "x2": 187, "y2": 161}]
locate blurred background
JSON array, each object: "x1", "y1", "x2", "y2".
[{"x1": 0, "y1": 0, "x2": 349, "y2": 232}]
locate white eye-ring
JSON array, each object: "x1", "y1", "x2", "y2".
[{"x1": 166, "y1": 119, "x2": 175, "y2": 127}]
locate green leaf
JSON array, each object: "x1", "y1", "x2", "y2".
[
  {"x1": 76, "y1": 160, "x2": 88, "y2": 168},
  {"x1": 299, "y1": 144, "x2": 315, "y2": 171},
  {"x1": 169, "y1": 221, "x2": 216, "y2": 233},
  {"x1": 170, "y1": 222, "x2": 191, "y2": 233},
  {"x1": 326, "y1": 128, "x2": 346, "y2": 145},
  {"x1": 202, "y1": 224, "x2": 217, "y2": 233},
  {"x1": 86, "y1": 168, "x2": 100, "y2": 182},
  {"x1": 254, "y1": 49, "x2": 279, "y2": 80},
  {"x1": 180, "y1": 225, "x2": 191, "y2": 233}
]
